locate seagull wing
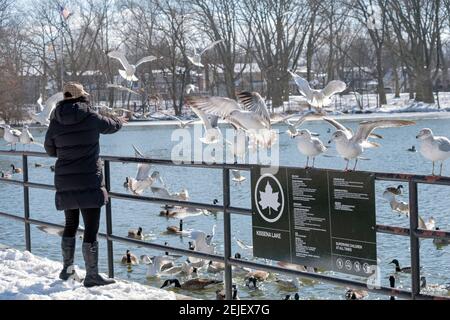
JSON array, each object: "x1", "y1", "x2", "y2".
[
  {"x1": 352, "y1": 120, "x2": 415, "y2": 143},
  {"x1": 43, "y1": 92, "x2": 64, "y2": 119},
  {"x1": 132, "y1": 145, "x2": 145, "y2": 158},
  {"x1": 11, "y1": 129, "x2": 22, "y2": 137},
  {"x1": 186, "y1": 96, "x2": 241, "y2": 119},
  {"x1": 136, "y1": 163, "x2": 151, "y2": 180},
  {"x1": 290, "y1": 111, "x2": 322, "y2": 128},
  {"x1": 200, "y1": 40, "x2": 223, "y2": 55},
  {"x1": 436, "y1": 137, "x2": 450, "y2": 152},
  {"x1": 37, "y1": 96, "x2": 44, "y2": 112},
  {"x1": 236, "y1": 91, "x2": 271, "y2": 128},
  {"x1": 289, "y1": 71, "x2": 313, "y2": 100},
  {"x1": 151, "y1": 186, "x2": 172, "y2": 198},
  {"x1": 323, "y1": 117, "x2": 352, "y2": 137},
  {"x1": 312, "y1": 138, "x2": 327, "y2": 153},
  {"x1": 108, "y1": 50, "x2": 132, "y2": 71},
  {"x1": 191, "y1": 107, "x2": 213, "y2": 130},
  {"x1": 322, "y1": 80, "x2": 347, "y2": 98},
  {"x1": 135, "y1": 55, "x2": 157, "y2": 68}
]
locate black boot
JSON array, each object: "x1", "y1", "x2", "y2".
[
  {"x1": 82, "y1": 241, "x2": 115, "y2": 288},
  {"x1": 59, "y1": 237, "x2": 76, "y2": 281}
]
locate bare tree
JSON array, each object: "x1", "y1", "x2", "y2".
[
  {"x1": 386, "y1": 0, "x2": 447, "y2": 103},
  {"x1": 240, "y1": 0, "x2": 313, "y2": 109}
]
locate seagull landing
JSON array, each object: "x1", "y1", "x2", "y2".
[
  {"x1": 108, "y1": 50, "x2": 158, "y2": 82},
  {"x1": 187, "y1": 39, "x2": 223, "y2": 68},
  {"x1": 289, "y1": 71, "x2": 347, "y2": 111},
  {"x1": 326, "y1": 117, "x2": 415, "y2": 171},
  {"x1": 30, "y1": 92, "x2": 64, "y2": 126}
]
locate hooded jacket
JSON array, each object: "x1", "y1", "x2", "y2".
[{"x1": 44, "y1": 97, "x2": 122, "y2": 211}]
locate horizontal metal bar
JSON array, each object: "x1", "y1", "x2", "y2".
[
  {"x1": 0, "y1": 210, "x2": 448, "y2": 300},
  {"x1": 227, "y1": 258, "x2": 449, "y2": 300},
  {"x1": 0, "y1": 178, "x2": 55, "y2": 191},
  {"x1": 3, "y1": 150, "x2": 450, "y2": 186}
]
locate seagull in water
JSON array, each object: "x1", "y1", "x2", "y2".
[
  {"x1": 416, "y1": 128, "x2": 450, "y2": 176},
  {"x1": 186, "y1": 39, "x2": 223, "y2": 68},
  {"x1": 108, "y1": 50, "x2": 158, "y2": 82},
  {"x1": 289, "y1": 71, "x2": 347, "y2": 111},
  {"x1": 30, "y1": 92, "x2": 64, "y2": 126},
  {"x1": 295, "y1": 129, "x2": 327, "y2": 168},
  {"x1": 325, "y1": 117, "x2": 415, "y2": 170}
]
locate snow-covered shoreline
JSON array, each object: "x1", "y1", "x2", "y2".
[{"x1": 0, "y1": 248, "x2": 178, "y2": 300}]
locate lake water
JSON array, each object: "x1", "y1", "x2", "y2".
[{"x1": 1, "y1": 115, "x2": 449, "y2": 300}]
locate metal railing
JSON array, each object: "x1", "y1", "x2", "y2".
[{"x1": 1, "y1": 150, "x2": 450, "y2": 300}]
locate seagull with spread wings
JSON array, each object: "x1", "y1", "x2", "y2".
[
  {"x1": 187, "y1": 39, "x2": 223, "y2": 68},
  {"x1": 160, "y1": 112, "x2": 197, "y2": 129},
  {"x1": 108, "y1": 50, "x2": 158, "y2": 82},
  {"x1": 289, "y1": 71, "x2": 347, "y2": 111},
  {"x1": 30, "y1": 92, "x2": 64, "y2": 126},
  {"x1": 325, "y1": 117, "x2": 415, "y2": 170},
  {"x1": 186, "y1": 91, "x2": 276, "y2": 148}
]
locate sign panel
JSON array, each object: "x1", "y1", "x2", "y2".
[{"x1": 251, "y1": 167, "x2": 377, "y2": 277}]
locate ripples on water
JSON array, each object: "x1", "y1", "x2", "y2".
[{"x1": 1, "y1": 118, "x2": 449, "y2": 300}]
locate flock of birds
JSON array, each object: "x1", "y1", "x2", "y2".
[{"x1": 2, "y1": 42, "x2": 450, "y2": 299}]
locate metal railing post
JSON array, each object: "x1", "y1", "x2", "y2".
[
  {"x1": 23, "y1": 155, "x2": 31, "y2": 252},
  {"x1": 104, "y1": 160, "x2": 114, "y2": 279},
  {"x1": 223, "y1": 168, "x2": 233, "y2": 300},
  {"x1": 408, "y1": 181, "x2": 420, "y2": 299}
]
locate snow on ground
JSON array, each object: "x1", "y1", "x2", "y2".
[
  {"x1": 0, "y1": 248, "x2": 177, "y2": 300},
  {"x1": 289, "y1": 92, "x2": 450, "y2": 114}
]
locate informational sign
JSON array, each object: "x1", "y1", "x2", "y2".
[{"x1": 251, "y1": 167, "x2": 377, "y2": 277}]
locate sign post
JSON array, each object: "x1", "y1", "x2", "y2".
[{"x1": 251, "y1": 167, "x2": 377, "y2": 277}]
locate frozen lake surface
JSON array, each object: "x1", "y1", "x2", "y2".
[{"x1": 1, "y1": 115, "x2": 450, "y2": 300}]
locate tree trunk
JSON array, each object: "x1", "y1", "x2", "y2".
[
  {"x1": 392, "y1": 63, "x2": 400, "y2": 98},
  {"x1": 376, "y1": 50, "x2": 387, "y2": 106}
]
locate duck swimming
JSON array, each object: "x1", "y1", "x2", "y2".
[
  {"x1": 385, "y1": 185, "x2": 404, "y2": 196},
  {"x1": 166, "y1": 220, "x2": 184, "y2": 234},
  {"x1": 121, "y1": 250, "x2": 139, "y2": 265},
  {"x1": 1, "y1": 171, "x2": 12, "y2": 179},
  {"x1": 389, "y1": 259, "x2": 412, "y2": 273},
  {"x1": 345, "y1": 289, "x2": 368, "y2": 300},
  {"x1": 433, "y1": 227, "x2": 450, "y2": 246},
  {"x1": 128, "y1": 227, "x2": 144, "y2": 240},
  {"x1": 161, "y1": 278, "x2": 222, "y2": 290},
  {"x1": 216, "y1": 285, "x2": 239, "y2": 300},
  {"x1": 10, "y1": 164, "x2": 22, "y2": 174},
  {"x1": 407, "y1": 145, "x2": 417, "y2": 152}
]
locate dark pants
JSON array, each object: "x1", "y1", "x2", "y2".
[{"x1": 63, "y1": 208, "x2": 101, "y2": 243}]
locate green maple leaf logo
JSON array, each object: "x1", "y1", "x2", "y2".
[{"x1": 259, "y1": 181, "x2": 280, "y2": 214}]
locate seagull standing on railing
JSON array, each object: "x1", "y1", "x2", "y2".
[
  {"x1": 2, "y1": 125, "x2": 21, "y2": 151},
  {"x1": 326, "y1": 117, "x2": 415, "y2": 170},
  {"x1": 20, "y1": 125, "x2": 43, "y2": 149},
  {"x1": 295, "y1": 129, "x2": 327, "y2": 168},
  {"x1": 416, "y1": 128, "x2": 450, "y2": 176},
  {"x1": 108, "y1": 50, "x2": 158, "y2": 82}
]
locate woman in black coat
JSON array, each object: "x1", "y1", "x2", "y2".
[{"x1": 45, "y1": 82, "x2": 125, "y2": 287}]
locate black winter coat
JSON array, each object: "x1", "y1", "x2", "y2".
[{"x1": 44, "y1": 97, "x2": 122, "y2": 211}]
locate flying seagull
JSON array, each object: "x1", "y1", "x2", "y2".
[
  {"x1": 30, "y1": 92, "x2": 64, "y2": 126},
  {"x1": 289, "y1": 71, "x2": 347, "y2": 110},
  {"x1": 108, "y1": 50, "x2": 158, "y2": 82},
  {"x1": 187, "y1": 39, "x2": 223, "y2": 68}
]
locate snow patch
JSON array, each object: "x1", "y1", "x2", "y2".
[{"x1": 0, "y1": 248, "x2": 176, "y2": 300}]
